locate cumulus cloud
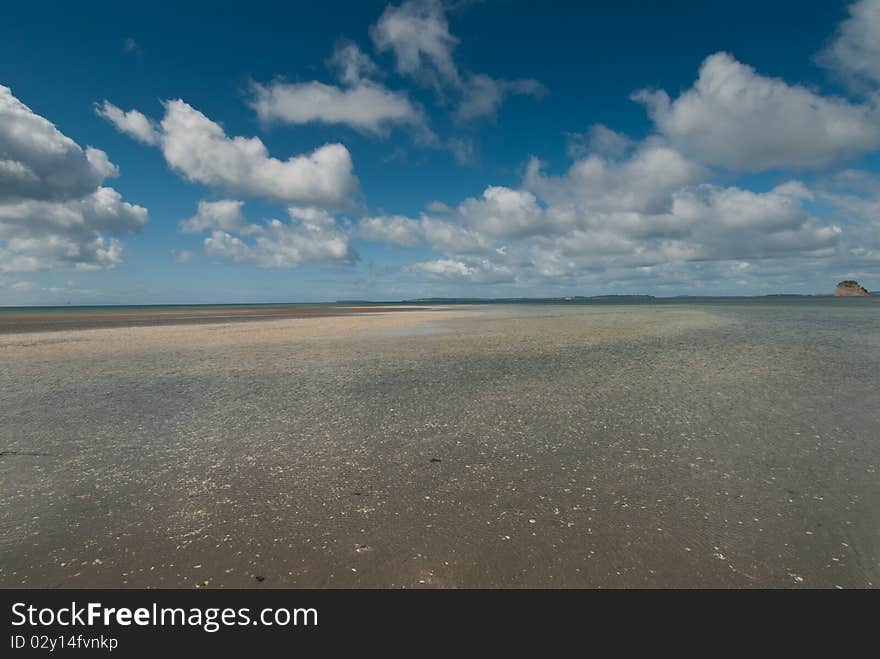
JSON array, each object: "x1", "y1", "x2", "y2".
[
  {"x1": 525, "y1": 140, "x2": 706, "y2": 215},
  {"x1": 374, "y1": 7, "x2": 880, "y2": 291},
  {"x1": 1, "y1": 88, "x2": 117, "y2": 203},
  {"x1": 0, "y1": 85, "x2": 146, "y2": 271},
  {"x1": 95, "y1": 101, "x2": 161, "y2": 145},
  {"x1": 362, "y1": 3, "x2": 880, "y2": 291},
  {"x1": 371, "y1": 0, "x2": 461, "y2": 87},
  {"x1": 179, "y1": 199, "x2": 254, "y2": 235},
  {"x1": 98, "y1": 98, "x2": 360, "y2": 209},
  {"x1": 419, "y1": 216, "x2": 492, "y2": 254},
  {"x1": 408, "y1": 258, "x2": 514, "y2": 284},
  {"x1": 250, "y1": 42, "x2": 429, "y2": 136},
  {"x1": 371, "y1": 0, "x2": 545, "y2": 120},
  {"x1": 455, "y1": 186, "x2": 548, "y2": 239},
  {"x1": 185, "y1": 201, "x2": 357, "y2": 269},
  {"x1": 250, "y1": 79, "x2": 425, "y2": 135},
  {"x1": 634, "y1": 52, "x2": 880, "y2": 171},
  {"x1": 817, "y1": 169, "x2": 880, "y2": 263},
  {"x1": 363, "y1": 137, "x2": 845, "y2": 288},
  {"x1": 0, "y1": 187, "x2": 147, "y2": 275},
  {"x1": 161, "y1": 101, "x2": 358, "y2": 208},
  {"x1": 664, "y1": 183, "x2": 840, "y2": 261},
  {"x1": 818, "y1": 0, "x2": 880, "y2": 90},
  {"x1": 358, "y1": 211, "x2": 492, "y2": 253},
  {"x1": 820, "y1": 169, "x2": 880, "y2": 226},
  {"x1": 358, "y1": 214, "x2": 423, "y2": 246},
  {"x1": 363, "y1": 187, "x2": 551, "y2": 246}
]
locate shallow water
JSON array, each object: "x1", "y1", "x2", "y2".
[{"x1": 0, "y1": 301, "x2": 877, "y2": 588}]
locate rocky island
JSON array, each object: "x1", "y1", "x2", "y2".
[{"x1": 834, "y1": 280, "x2": 871, "y2": 297}]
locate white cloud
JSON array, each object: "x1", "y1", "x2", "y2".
[
  {"x1": 371, "y1": 0, "x2": 545, "y2": 120},
  {"x1": 0, "y1": 85, "x2": 146, "y2": 271},
  {"x1": 566, "y1": 124, "x2": 633, "y2": 160},
  {"x1": 420, "y1": 216, "x2": 492, "y2": 254},
  {"x1": 820, "y1": 169, "x2": 880, "y2": 226},
  {"x1": 95, "y1": 101, "x2": 161, "y2": 145},
  {"x1": 250, "y1": 79, "x2": 425, "y2": 134},
  {"x1": 409, "y1": 258, "x2": 514, "y2": 284},
  {"x1": 818, "y1": 0, "x2": 880, "y2": 90},
  {"x1": 0, "y1": 229, "x2": 127, "y2": 273},
  {"x1": 1, "y1": 86, "x2": 118, "y2": 202},
  {"x1": 665, "y1": 183, "x2": 840, "y2": 261},
  {"x1": 358, "y1": 210, "x2": 493, "y2": 253},
  {"x1": 363, "y1": 187, "x2": 551, "y2": 246},
  {"x1": 525, "y1": 140, "x2": 706, "y2": 215},
  {"x1": 161, "y1": 100, "x2": 358, "y2": 208},
  {"x1": 0, "y1": 187, "x2": 146, "y2": 241},
  {"x1": 818, "y1": 169, "x2": 880, "y2": 260},
  {"x1": 179, "y1": 199, "x2": 254, "y2": 234},
  {"x1": 456, "y1": 74, "x2": 546, "y2": 121},
  {"x1": 2, "y1": 278, "x2": 34, "y2": 291},
  {"x1": 0, "y1": 277, "x2": 102, "y2": 303},
  {"x1": 372, "y1": 16, "x2": 880, "y2": 291},
  {"x1": 424, "y1": 200, "x2": 451, "y2": 213},
  {"x1": 185, "y1": 201, "x2": 357, "y2": 269},
  {"x1": 98, "y1": 98, "x2": 360, "y2": 209},
  {"x1": 358, "y1": 214, "x2": 423, "y2": 246},
  {"x1": 455, "y1": 186, "x2": 548, "y2": 239},
  {"x1": 634, "y1": 52, "x2": 880, "y2": 171},
  {"x1": 365, "y1": 137, "x2": 846, "y2": 288},
  {"x1": 371, "y1": 0, "x2": 461, "y2": 87},
  {"x1": 532, "y1": 173, "x2": 839, "y2": 266},
  {"x1": 328, "y1": 41, "x2": 381, "y2": 86},
  {"x1": 250, "y1": 41, "x2": 430, "y2": 136},
  {"x1": 411, "y1": 258, "x2": 472, "y2": 278}
]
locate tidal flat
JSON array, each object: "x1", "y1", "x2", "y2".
[{"x1": 1, "y1": 301, "x2": 878, "y2": 588}]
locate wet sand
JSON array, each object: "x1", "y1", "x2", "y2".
[
  {"x1": 0, "y1": 302, "x2": 878, "y2": 588},
  {"x1": 0, "y1": 304, "x2": 428, "y2": 334}
]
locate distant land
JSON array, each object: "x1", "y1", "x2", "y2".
[
  {"x1": 337, "y1": 288, "x2": 878, "y2": 305},
  {"x1": 2, "y1": 285, "x2": 876, "y2": 311},
  {"x1": 2, "y1": 290, "x2": 877, "y2": 311},
  {"x1": 835, "y1": 280, "x2": 872, "y2": 297}
]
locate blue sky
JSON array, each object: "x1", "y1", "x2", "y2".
[{"x1": 1, "y1": 0, "x2": 879, "y2": 304}]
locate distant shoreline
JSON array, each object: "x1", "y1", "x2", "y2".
[{"x1": 3, "y1": 291, "x2": 877, "y2": 314}]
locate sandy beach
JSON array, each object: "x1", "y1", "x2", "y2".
[
  {"x1": 0, "y1": 304, "x2": 433, "y2": 335},
  {"x1": 0, "y1": 306, "x2": 464, "y2": 356},
  {"x1": 1, "y1": 301, "x2": 878, "y2": 588}
]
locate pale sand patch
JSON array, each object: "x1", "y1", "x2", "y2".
[{"x1": 0, "y1": 308, "x2": 474, "y2": 357}]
